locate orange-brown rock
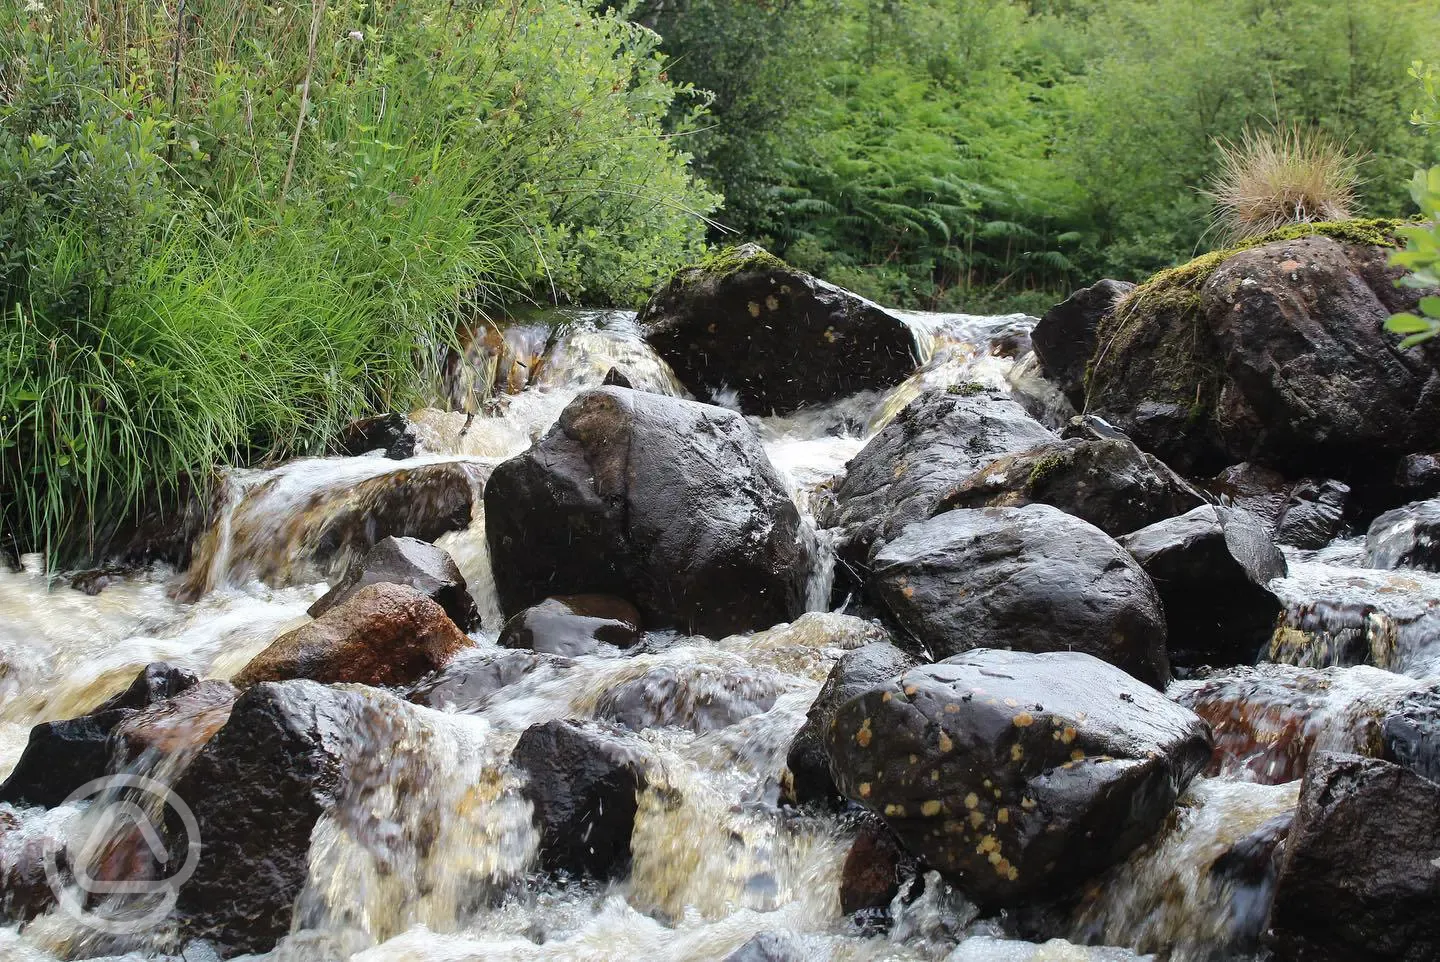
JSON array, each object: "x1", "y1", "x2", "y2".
[{"x1": 233, "y1": 582, "x2": 469, "y2": 688}]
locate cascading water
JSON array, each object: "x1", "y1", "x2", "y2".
[{"x1": 3, "y1": 305, "x2": 1434, "y2": 962}]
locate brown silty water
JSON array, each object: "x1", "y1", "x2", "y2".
[{"x1": 1, "y1": 310, "x2": 1436, "y2": 962}]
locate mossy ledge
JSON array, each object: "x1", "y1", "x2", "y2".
[{"x1": 669, "y1": 243, "x2": 790, "y2": 287}]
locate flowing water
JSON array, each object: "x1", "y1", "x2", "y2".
[{"x1": 1, "y1": 308, "x2": 1434, "y2": 961}]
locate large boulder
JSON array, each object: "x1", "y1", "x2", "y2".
[
  {"x1": 870, "y1": 505, "x2": 1170, "y2": 688},
  {"x1": 819, "y1": 388, "x2": 1056, "y2": 570},
  {"x1": 1119, "y1": 505, "x2": 1285, "y2": 670},
  {"x1": 497, "y1": 594, "x2": 643, "y2": 657},
  {"x1": 1365, "y1": 498, "x2": 1440, "y2": 572},
  {"x1": 0, "y1": 662, "x2": 198, "y2": 808},
  {"x1": 1087, "y1": 234, "x2": 1440, "y2": 474},
  {"x1": 308, "y1": 536, "x2": 479, "y2": 631},
  {"x1": 1209, "y1": 463, "x2": 1349, "y2": 550},
  {"x1": 933, "y1": 436, "x2": 1204, "y2": 537},
  {"x1": 785, "y1": 642, "x2": 919, "y2": 806},
  {"x1": 638, "y1": 244, "x2": 921, "y2": 414},
  {"x1": 1270, "y1": 753, "x2": 1440, "y2": 962},
  {"x1": 485, "y1": 387, "x2": 811, "y2": 638},
  {"x1": 171, "y1": 681, "x2": 361, "y2": 955},
  {"x1": 510, "y1": 719, "x2": 650, "y2": 879},
  {"x1": 824, "y1": 649, "x2": 1212, "y2": 906},
  {"x1": 1031, "y1": 279, "x2": 1134, "y2": 408},
  {"x1": 233, "y1": 582, "x2": 470, "y2": 688}
]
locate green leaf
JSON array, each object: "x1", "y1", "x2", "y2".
[
  {"x1": 1420, "y1": 296, "x2": 1440, "y2": 319},
  {"x1": 1386, "y1": 313, "x2": 1436, "y2": 334}
]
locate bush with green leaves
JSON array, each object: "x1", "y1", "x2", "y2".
[{"x1": 1386, "y1": 63, "x2": 1440, "y2": 348}]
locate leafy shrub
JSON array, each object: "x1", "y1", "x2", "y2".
[
  {"x1": 1205, "y1": 126, "x2": 1363, "y2": 241},
  {"x1": 1386, "y1": 64, "x2": 1440, "y2": 348}
]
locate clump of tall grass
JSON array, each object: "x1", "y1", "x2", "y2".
[{"x1": 1205, "y1": 125, "x2": 1364, "y2": 241}]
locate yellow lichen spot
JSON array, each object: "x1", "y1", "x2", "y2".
[
  {"x1": 1061, "y1": 727, "x2": 1077, "y2": 744},
  {"x1": 944, "y1": 820, "x2": 964, "y2": 834},
  {"x1": 1004, "y1": 698, "x2": 1018, "y2": 707},
  {"x1": 983, "y1": 779, "x2": 993, "y2": 788},
  {"x1": 968, "y1": 810, "x2": 985, "y2": 828},
  {"x1": 996, "y1": 808, "x2": 1010, "y2": 824},
  {"x1": 938, "y1": 731, "x2": 954, "y2": 753},
  {"x1": 1007, "y1": 865, "x2": 1019, "y2": 881},
  {"x1": 930, "y1": 769, "x2": 940, "y2": 782},
  {"x1": 964, "y1": 792, "x2": 979, "y2": 809},
  {"x1": 885, "y1": 803, "x2": 906, "y2": 817},
  {"x1": 1010, "y1": 744, "x2": 1024, "y2": 762},
  {"x1": 765, "y1": 295, "x2": 779, "y2": 311},
  {"x1": 944, "y1": 703, "x2": 960, "y2": 714},
  {"x1": 823, "y1": 327, "x2": 838, "y2": 343},
  {"x1": 856, "y1": 719, "x2": 873, "y2": 748},
  {"x1": 902, "y1": 586, "x2": 915, "y2": 599},
  {"x1": 1071, "y1": 749, "x2": 1085, "y2": 762},
  {"x1": 921, "y1": 800, "x2": 943, "y2": 817},
  {"x1": 977, "y1": 835, "x2": 999, "y2": 854},
  {"x1": 781, "y1": 284, "x2": 792, "y2": 294},
  {"x1": 881, "y1": 691, "x2": 893, "y2": 703},
  {"x1": 1021, "y1": 797, "x2": 1037, "y2": 810},
  {"x1": 859, "y1": 782, "x2": 872, "y2": 798},
  {"x1": 909, "y1": 754, "x2": 918, "y2": 765},
  {"x1": 747, "y1": 301, "x2": 761, "y2": 317},
  {"x1": 904, "y1": 685, "x2": 918, "y2": 697},
  {"x1": 994, "y1": 788, "x2": 1002, "y2": 799},
  {"x1": 1013, "y1": 712, "x2": 1034, "y2": 728},
  {"x1": 988, "y1": 851, "x2": 1003, "y2": 865}
]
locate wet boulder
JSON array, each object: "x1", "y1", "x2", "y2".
[
  {"x1": 408, "y1": 649, "x2": 572, "y2": 713},
  {"x1": 498, "y1": 594, "x2": 643, "y2": 657},
  {"x1": 870, "y1": 505, "x2": 1170, "y2": 688},
  {"x1": 511, "y1": 719, "x2": 650, "y2": 879},
  {"x1": 0, "y1": 662, "x2": 199, "y2": 808},
  {"x1": 1031, "y1": 279, "x2": 1134, "y2": 409},
  {"x1": 485, "y1": 386, "x2": 811, "y2": 638},
  {"x1": 171, "y1": 680, "x2": 360, "y2": 955},
  {"x1": 785, "y1": 643, "x2": 919, "y2": 806},
  {"x1": 839, "y1": 814, "x2": 914, "y2": 916},
  {"x1": 1087, "y1": 235, "x2": 1440, "y2": 474},
  {"x1": 638, "y1": 244, "x2": 921, "y2": 414},
  {"x1": 1119, "y1": 506, "x2": 1285, "y2": 670},
  {"x1": 1379, "y1": 687, "x2": 1440, "y2": 783},
  {"x1": 723, "y1": 932, "x2": 807, "y2": 962},
  {"x1": 336, "y1": 413, "x2": 417, "y2": 459},
  {"x1": 933, "y1": 436, "x2": 1204, "y2": 538},
  {"x1": 233, "y1": 582, "x2": 470, "y2": 688},
  {"x1": 819, "y1": 388, "x2": 1056, "y2": 573},
  {"x1": 824, "y1": 649, "x2": 1212, "y2": 906},
  {"x1": 596, "y1": 661, "x2": 786, "y2": 734},
  {"x1": 1270, "y1": 752, "x2": 1440, "y2": 962},
  {"x1": 110, "y1": 680, "x2": 237, "y2": 771},
  {"x1": 1365, "y1": 498, "x2": 1440, "y2": 572},
  {"x1": 0, "y1": 810, "x2": 57, "y2": 922},
  {"x1": 1208, "y1": 463, "x2": 1350, "y2": 550},
  {"x1": 309, "y1": 535, "x2": 479, "y2": 631}
]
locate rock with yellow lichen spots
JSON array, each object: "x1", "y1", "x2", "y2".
[
  {"x1": 870, "y1": 504, "x2": 1171, "y2": 688},
  {"x1": 638, "y1": 243, "x2": 921, "y2": 415},
  {"x1": 823, "y1": 648, "x2": 1212, "y2": 907}
]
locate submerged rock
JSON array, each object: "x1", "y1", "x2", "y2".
[
  {"x1": 1119, "y1": 506, "x2": 1285, "y2": 670},
  {"x1": 870, "y1": 505, "x2": 1170, "y2": 688},
  {"x1": 723, "y1": 931, "x2": 808, "y2": 962},
  {"x1": 824, "y1": 649, "x2": 1212, "y2": 906},
  {"x1": 1031, "y1": 279, "x2": 1134, "y2": 409},
  {"x1": 596, "y1": 661, "x2": 784, "y2": 734},
  {"x1": 336, "y1": 413, "x2": 417, "y2": 459},
  {"x1": 408, "y1": 649, "x2": 571, "y2": 714},
  {"x1": 485, "y1": 386, "x2": 811, "y2": 638},
  {"x1": 839, "y1": 814, "x2": 914, "y2": 916},
  {"x1": 933, "y1": 436, "x2": 1204, "y2": 537},
  {"x1": 1365, "y1": 498, "x2": 1440, "y2": 572},
  {"x1": 819, "y1": 388, "x2": 1056, "y2": 576},
  {"x1": 171, "y1": 680, "x2": 361, "y2": 955},
  {"x1": 110, "y1": 679, "x2": 237, "y2": 770},
  {"x1": 498, "y1": 594, "x2": 643, "y2": 657},
  {"x1": 511, "y1": 719, "x2": 650, "y2": 879},
  {"x1": 638, "y1": 244, "x2": 921, "y2": 414},
  {"x1": 308, "y1": 535, "x2": 479, "y2": 631},
  {"x1": 233, "y1": 582, "x2": 471, "y2": 688},
  {"x1": 785, "y1": 642, "x2": 919, "y2": 806},
  {"x1": 1270, "y1": 752, "x2": 1440, "y2": 962}
]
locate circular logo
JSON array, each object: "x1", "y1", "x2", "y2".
[{"x1": 41, "y1": 774, "x2": 201, "y2": 936}]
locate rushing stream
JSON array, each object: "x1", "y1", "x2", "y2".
[{"x1": 2, "y1": 308, "x2": 1436, "y2": 962}]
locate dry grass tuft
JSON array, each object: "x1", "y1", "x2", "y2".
[{"x1": 1205, "y1": 125, "x2": 1365, "y2": 241}]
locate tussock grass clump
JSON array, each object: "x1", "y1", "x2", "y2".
[{"x1": 1205, "y1": 126, "x2": 1364, "y2": 241}]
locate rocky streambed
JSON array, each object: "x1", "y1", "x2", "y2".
[{"x1": 2, "y1": 239, "x2": 1440, "y2": 961}]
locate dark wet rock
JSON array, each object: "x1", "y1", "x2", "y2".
[
  {"x1": 602, "y1": 367, "x2": 633, "y2": 389},
  {"x1": 1394, "y1": 452, "x2": 1440, "y2": 502},
  {"x1": 723, "y1": 931, "x2": 807, "y2": 962},
  {"x1": 1365, "y1": 499, "x2": 1440, "y2": 572},
  {"x1": 0, "y1": 662, "x2": 200, "y2": 808},
  {"x1": 1119, "y1": 506, "x2": 1285, "y2": 670},
  {"x1": 785, "y1": 643, "x2": 919, "y2": 807},
  {"x1": 498, "y1": 595, "x2": 643, "y2": 657},
  {"x1": 408, "y1": 649, "x2": 571, "y2": 713},
  {"x1": 1270, "y1": 752, "x2": 1440, "y2": 962},
  {"x1": 1380, "y1": 688, "x2": 1440, "y2": 783},
  {"x1": 110, "y1": 680, "x2": 237, "y2": 770},
  {"x1": 68, "y1": 564, "x2": 138, "y2": 596},
  {"x1": 1032, "y1": 279, "x2": 1134, "y2": 409},
  {"x1": 1210, "y1": 810, "x2": 1293, "y2": 946},
  {"x1": 0, "y1": 810, "x2": 57, "y2": 922},
  {"x1": 1171, "y1": 664, "x2": 1424, "y2": 784},
  {"x1": 308, "y1": 535, "x2": 479, "y2": 631},
  {"x1": 596, "y1": 662, "x2": 785, "y2": 734},
  {"x1": 1087, "y1": 237, "x2": 1440, "y2": 474},
  {"x1": 486, "y1": 386, "x2": 810, "y2": 638},
  {"x1": 638, "y1": 244, "x2": 921, "y2": 415},
  {"x1": 933, "y1": 436, "x2": 1204, "y2": 537},
  {"x1": 870, "y1": 504, "x2": 1170, "y2": 688},
  {"x1": 840, "y1": 814, "x2": 913, "y2": 915},
  {"x1": 825, "y1": 649, "x2": 1212, "y2": 906},
  {"x1": 233, "y1": 582, "x2": 470, "y2": 688},
  {"x1": 1209, "y1": 463, "x2": 1350, "y2": 550},
  {"x1": 337, "y1": 413, "x2": 417, "y2": 459},
  {"x1": 819, "y1": 388, "x2": 1056, "y2": 576},
  {"x1": 511, "y1": 719, "x2": 650, "y2": 879},
  {"x1": 1267, "y1": 598, "x2": 1404, "y2": 672},
  {"x1": 171, "y1": 680, "x2": 360, "y2": 955}
]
